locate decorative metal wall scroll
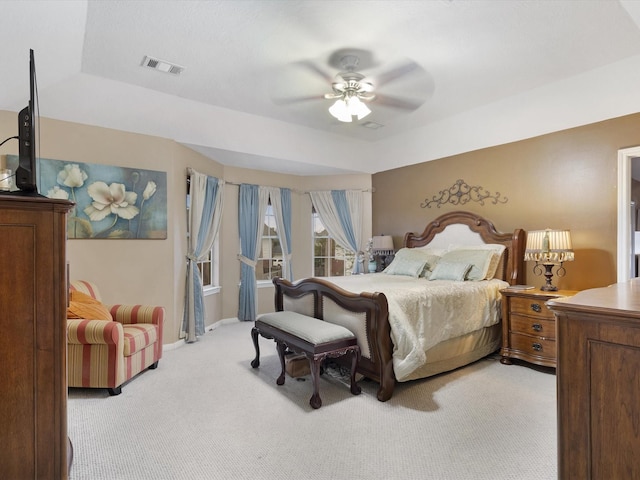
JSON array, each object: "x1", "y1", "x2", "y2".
[{"x1": 420, "y1": 179, "x2": 508, "y2": 209}]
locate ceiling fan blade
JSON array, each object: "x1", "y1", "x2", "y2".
[
  {"x1": 374, "y1": 93, "x2": 424, "y2": 111},
  {"x1": 272, "y1": 93, "x2": 327, "y2": 106},
  {"x1": 297, "y1": 59, "x2": 334, "y2": 83},
  {"x1": 374, "y1": 62, "x2": 420, "y2": 87}
]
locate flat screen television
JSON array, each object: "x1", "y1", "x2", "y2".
[{"x1": 15, "y1": 49, "x2": 38, "y2": 193}]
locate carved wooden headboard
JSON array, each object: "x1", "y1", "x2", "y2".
[{"x1": 403, "y1": 211, "x2": 526, "y2": 285}]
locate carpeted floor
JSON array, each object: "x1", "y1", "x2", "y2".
[{"x1": 68, "y1": 320, "x2": 557, "y2": 480}]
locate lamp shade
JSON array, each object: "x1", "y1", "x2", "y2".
[
  {"x1": 372, "y1": 235, "x2": 394, "y2": 252},
  {"x1": 524, "y1": 229, "x2": 574, "y2": 263}
]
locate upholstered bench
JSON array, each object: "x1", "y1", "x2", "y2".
[{"x1": 251, "y1": 311, "x2": 361, "y2": 409}]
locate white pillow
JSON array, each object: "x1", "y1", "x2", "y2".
[
  {"x1": 414, "y1": 245, "x2": 449, "y2": 257},
  {"x1": 383, "y1": 248, "x2": 427, "y2": 278},
  {"x1": 439, "y1": 248, "x2": 496, "y2": 281},
  {"x1": 384, "y1": 248, "x2": 440, "y2": 278},
  {"x1": 447, "y1": 244, "x2": 506, "y2": 280}
]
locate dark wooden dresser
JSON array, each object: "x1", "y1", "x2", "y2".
[
  {"x1": 547, "y1": 280, "x2": 640, "y2": 480},
  {"x1": 0, "y1": 194, "x2": 74, "y2": 479}
]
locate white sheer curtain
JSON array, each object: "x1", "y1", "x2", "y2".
[
  {"x1": 344, "y1": 190, "x2": 363, "y2": 253},
  {"x1": 309, "y1": 190, "x2": 364, "y2": 274},
  {"x1": 182, "y1": 169, "x2": 224, "y2": 342}
]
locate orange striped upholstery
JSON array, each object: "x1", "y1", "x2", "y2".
[{"x1": 67, "y1": 280, "x2": 165, "y2": 393}]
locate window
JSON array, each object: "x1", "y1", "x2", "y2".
[
  {"x1": 312, "y1": 209, "x2": 355, "y2": 277},
  {"x1": 257, "y1": 203, "x2": 283, "y2": 281},
  {"x1": 196, "y1": 243, "x2": 219, "y2": 289},
  {"x1": 197, "y1": 251, "x2": 212, "y2": 287}
]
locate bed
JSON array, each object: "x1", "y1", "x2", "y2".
[{"x1": 272, "y1": 211, "x2": 526, "y2": 402}]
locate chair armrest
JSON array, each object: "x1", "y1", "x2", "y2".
[
  {"x1": 108, "y1": 305, "x2": 165, "y2": 327},
  {"x1": 67, "y1": 319, "x2": 124, "y2": 345}
]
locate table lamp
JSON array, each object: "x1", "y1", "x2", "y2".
[
  {"x1": 524, "y1": 229, "x2": 574, "y2": 291},
  {"x1": 371, "y1": 235, "x2": 395, "y2": 272}
]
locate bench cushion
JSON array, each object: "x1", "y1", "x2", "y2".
[{"x1": 257, "y1": 311, "x2": 355, "y2": 345}]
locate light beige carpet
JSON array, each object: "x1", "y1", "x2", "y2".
[{"x1": 68, "y1": 320, "x2": 557, "y2": 480}]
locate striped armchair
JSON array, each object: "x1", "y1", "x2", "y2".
[{"x1": 67, "y1": 280, "x2": 165, "y2": 395}]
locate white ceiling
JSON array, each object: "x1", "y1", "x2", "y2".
[{"x1": 3, "y1": 1, "x2": 640, "y2": 175}]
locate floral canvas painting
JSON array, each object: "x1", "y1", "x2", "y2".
[{"x1": 7, "y1": 156, "x2": 168, "y2": 239}]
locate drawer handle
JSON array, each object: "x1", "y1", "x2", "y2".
[
  {"x1": 532, "y1": 323, "x2": 542, "y2": 332},
  {"x1": 530, "y1": 303, "x2": 542, "y2": 313},
  {"x1": 532, "y1": 342, "x2": 543, "y2": 352}
]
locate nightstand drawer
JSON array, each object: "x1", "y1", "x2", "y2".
[
  {"x1": 510, "y1": 296, "x2": 554, "y2": 319},
  {"x1": 509, "y1": 332, "x2": 556, "y2": 359},
  {"x1": 510, "y1": 314, "x2": 556, "y2": 339}
]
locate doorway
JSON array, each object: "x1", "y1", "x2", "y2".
[{"x1": 617, "y1": 146, "x2": 640, "y2": 282}]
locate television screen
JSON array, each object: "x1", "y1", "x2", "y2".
[{"x1": 15, "y1": 49, "x2": 38, "y2": 193}]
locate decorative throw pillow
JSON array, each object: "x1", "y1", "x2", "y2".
[
  {"x1": 67, "y1": 290, "x2": 112, "y2": 321},
  {"x1": 417, "y1": 253, "x2": 441, "y2": 279},
  {"x1": 70, "y1": 290, "x2": 100, "y2": 304},
  {"x1": 384, "y1": 248, "x2": 440, "y2": 278},
  {"x1": 439, "y1": 248, "x2": 497, "y2": 281},
  {"x1": 429, "y1": 261, "x2": 472, "y2": 281},
  {"x1": 447, "y1": 244, "x2": 506, "y2": 280}
]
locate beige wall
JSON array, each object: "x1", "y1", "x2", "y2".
[
  {"x1": 373, "y1": 113, "x2": 640, "y2": 291},
  {"x1": 0, "y1": 111, "x2": 371, "y2": 344}
]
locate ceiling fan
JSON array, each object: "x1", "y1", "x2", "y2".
[
  {"x1": 324, "y1": 55, "x2": 376, "y2": 122},
  {"x1": 271, "y1": 49, "x2": 433, "y2": 124}
]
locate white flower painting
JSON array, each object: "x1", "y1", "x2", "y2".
[{"x1": 33, "y1": 157, "x2": 167, "y2": 239}]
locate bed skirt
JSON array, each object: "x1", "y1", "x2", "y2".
[{"x1": 399, "y1": 322, "x2": 502, "y2": 382}]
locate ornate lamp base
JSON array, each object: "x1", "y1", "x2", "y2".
[{"x1": 540, "y1": 263, "x2": 558, "y2": 291}]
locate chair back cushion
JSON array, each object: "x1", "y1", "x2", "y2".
[{"x1": 70, "y1": 280, "x2": 102, "y2": 302}]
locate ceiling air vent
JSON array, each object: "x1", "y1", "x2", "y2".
[
  {"x1": 361, "y1": 121, "x2": 384, "y2": 130},
  {"x1": 141, "y1": 55, "x2": 184, "y2": 75}
]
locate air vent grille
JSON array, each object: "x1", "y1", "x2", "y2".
[
  {"x1": 361, "y1": 121, "x2": 384, "y2": 130},
  {"x1": 141, "y1": 55, "x2": 184, "y2": 75}
]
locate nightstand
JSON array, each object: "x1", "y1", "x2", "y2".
[{"x1": 500, "y1": 288, "x2": 577, "y2": 368}]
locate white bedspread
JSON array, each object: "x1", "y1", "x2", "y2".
[{"x1": 320, "y1": 274, "x2": 508, "y2": 381}]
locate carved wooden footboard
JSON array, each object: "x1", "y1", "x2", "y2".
[{"x1": 273, "y1": 277, "x2": 395, "y2": 402}]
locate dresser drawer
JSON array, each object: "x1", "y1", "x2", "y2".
[
  {"x1": 510, "y1": 314, "x2": 556, "y2": 339},
  {"x1": 509, "y1": 332, "x2": 556, "y2": 359},
  {"x1": 510, "y1": 296, "x2": 554, "y2": 319}
]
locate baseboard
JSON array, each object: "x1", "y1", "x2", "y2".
[{"x1": 163, "y1": 317, "x2": 240, "y2": 351}]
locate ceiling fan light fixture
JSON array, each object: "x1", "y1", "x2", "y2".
[
  {"x1": 348, "y1": 95, "x2": 371, "y2": 120},
  {"x1": 329, "y1": 98, "x2": 353, "y2": 122},
  {"x1": 328, "y1": 94, "x2": 371, "y2": 122}
]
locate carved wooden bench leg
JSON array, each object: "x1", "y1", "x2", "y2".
[
  {"x1": 276, "y1": 340, "x2": 287, "y2": 386},
  {"x1": 308, "y1": 355, "x2": 323, "y2": 409},
  {"x1": 250, "y1": 326, "x2": 260, "y2": 368},
  {"x1": 350, "y1": 348, "x2": 362, "y2": 396}
]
